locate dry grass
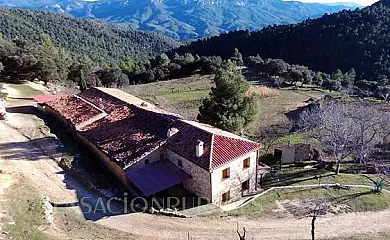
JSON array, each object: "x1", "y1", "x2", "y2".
[{"x1": 247, "y1": 85, "x2": 279, "y2": 99}]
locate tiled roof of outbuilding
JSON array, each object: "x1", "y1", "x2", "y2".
[{"x1": 45, "y1": 95, "x2": 104, "y2": 126}]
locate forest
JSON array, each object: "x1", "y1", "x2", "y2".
[
  {"x1": 0, "y1": 8, "x2": 178, "y2": 64},
  {"x1": 174, "y1": 0, "x2": 390, "y2": 97},
  {"x1": 1, "y1": 3, "x2": 390, "y2": 101}
]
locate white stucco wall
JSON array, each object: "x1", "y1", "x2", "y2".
[{"x1": 210, "y1": 151, "x2": 258, "y2": 205}]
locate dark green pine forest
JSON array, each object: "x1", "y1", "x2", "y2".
[
  {"x1": 174, "y1": 0, "x2": 390, "y2": 91},
  {"x1": 1, "y1": 2, "x2": 390, "y2": 99},
  {"x1": 0, "y1": 8, "x2": 178, "y2": 64}
]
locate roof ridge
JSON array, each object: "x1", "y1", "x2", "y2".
[
  {"x1": 215, "y1": 133, "x2": 260, "y2": 145},
  {"x1": 209, "y1": 133, "x2": 215, "y2": 170},
  {"x1": 179, "y1": 119, "x2": 214, "y2": 135},
  {"x1": 180, "y1": 120, "x2": 256, "y2": 143},
  {"x1": 89, "y1": 87, "x2": 129, "y2": 107},
  {"x1": 72, "y1": 94, "x2": 106, "y2": 114}
]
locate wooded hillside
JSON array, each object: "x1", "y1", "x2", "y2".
[
  {"x1": 174, "y1": 1, "x2": 390, "y2": 87},
  {"x1": 0, "y1": 8, "x2": 178, "y2": 64}
]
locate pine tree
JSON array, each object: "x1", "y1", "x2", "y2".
[
  {"x1": 96, "y1": 77, "x2": 103, "y2": 87},
  {"x1": 80, "y1": 69, "x2": 87, "y2": 91},
  {"x1": 197, "y1": 60, "x2": 257, "y2": 132},
  {"x1": 231, "y1": 48, "x2": 243, "y2": 66}
]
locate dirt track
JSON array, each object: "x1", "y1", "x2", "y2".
[{"x1": 1, "y1": 83, "x2": 390, "y2": 240}]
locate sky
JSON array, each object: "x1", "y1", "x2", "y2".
[{"x1": 292, "y1": 0, "x2": 379, "y2": 6}]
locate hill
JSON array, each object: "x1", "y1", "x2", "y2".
[
  {"x1": 0, "y1": 0, "x2": 356, "y2": 41},
  {"x1": 0, "y1": 8, "x2": 178, "y2": 63},
  {"x1": 174, "y1": 1, "x2": 390, "y2": 86}
]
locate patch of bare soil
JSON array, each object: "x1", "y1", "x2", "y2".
[{"x1": 273, "y1": 199, "x2": 351, "y2": 219}]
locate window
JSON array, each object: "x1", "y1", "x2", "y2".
[
  {"x1": 160, "y1": 153, "x2": 165, "y2": 160},
  {"x1": 222, "y1": 191, "x2": 230, "y2": 203},
  {"x1": 222, "y1": 167, "x2": 230, "y2": 179},
  {"x1": 243, "y1": 158, "x2": 250, "y2": 169},
  {"x1": 242, "y1": 180, "x2": 250, "y2": 191},
  {"x1": 178, "y1": 159, "x2": 183, "y2": 168},
  {"x1": 145, "y1": 159, "x2": 150, "y2": 164}
]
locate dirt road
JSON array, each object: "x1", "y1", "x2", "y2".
[{"x1": 0, "y1": 83, "x2": 390, "y2": 240}]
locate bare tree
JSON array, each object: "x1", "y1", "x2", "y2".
[
  {"x1": 306, "y1": 199, "x2": 329, "y2": 240},
  {"x1": 237, "y1": 227, "x2": 246, "y2": 240},
  {"x1": 347, "y1": 104, "x2": 384, "y2": 164},
  {"x1": 379, "y1": 110, "x2": 390, "y2": 151},
  {"x1": 258, "y1": 120, "x2": 291, "y2": 155},
  {"x1": 299, "y1": 103, "x2": 356, "y2": 174}
]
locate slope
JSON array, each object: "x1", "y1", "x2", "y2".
[
  {"x1": 174, "y1": 1, "x2": 390, "y2": 84},
  {"x1": 0, "y1": 0, "x2": 357, "y2": 41},
  {"x1": 0, "y1": 8, "x2": 179, "y2": 63}
]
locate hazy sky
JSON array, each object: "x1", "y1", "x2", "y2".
[{"x1": 294, "y1": 0, "x2": 379, "y2": 6}]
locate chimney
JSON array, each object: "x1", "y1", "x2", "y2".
[
  {"x1": 167, "y1": 128, "x2": 179, "y2": 138},
  {"x1": 99, "y1": 98, "x2": 104, "y2": 110},
  {"x1": 196, "y1": 140, "x2": 204, "y2": 157}
]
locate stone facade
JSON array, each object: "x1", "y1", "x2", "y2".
[
  {"x1": 211, "y1": 151, "x2": 258, "y2": 205},
  {"x1": 294, "y1": 144, "x2": 311, "y2": 161},
  {"x1": 164, "y1": 148, "x2": 212, "y2": 200},
  {"x1": 76, "y1": 133, "x2": 128, "y2": 186}
]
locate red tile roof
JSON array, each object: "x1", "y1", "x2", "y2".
[
  {"x1": 46, "y1": 87, "x2": 262, "y2": 170},
  {"x1": 46, "y1": 95, "x2": 104, "y2": 126},
  {"x1": 165, "y1": 120, "x2": 213, "y2": 170},
  {"x1": 211, "y1": 135, "x2": 261, "y2": 169},
  {"x1": 165, "y1": 120, "x2": 262, "y2": 170},
  {"x1": 78, "y1": 87, "x2": 126, "y2": 113},
  {"x1": 33, "y1": 95, "x2": 67, "y2": 104},
  {"x1": 78, "y1": 103, "x2": 176, "y2": 169}
]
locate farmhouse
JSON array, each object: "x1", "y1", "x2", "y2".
[{"x1": 42, "y1": 87, "x2": 262, "y2": 205}]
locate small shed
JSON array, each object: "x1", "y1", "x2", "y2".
[{"x1": 274, "y1": 144, "x2": 311, "y2": 164}]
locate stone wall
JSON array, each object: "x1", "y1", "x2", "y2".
[
  {"x1": 210, "y1": 151, "x2": 258, "y2": 205},
  {"x1": 164, "y1": 148, "x2": 212, "y2": 200},
  {"x1": 76, "y1": 133, "x2": 128, "y2": 187},
  {"x1": 294, "y1": 144, "x2": 311, "y2": 161}
]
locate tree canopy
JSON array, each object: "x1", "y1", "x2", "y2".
[
  {"x1": 174, "y1": 2, "x2": 390, "y2": 94},
  {"x1": 0, "y1": 8, "x2": 178, "y2": 65},
  {"x1": 197, "y1": 61, "x2": 257, "y2": 132}
]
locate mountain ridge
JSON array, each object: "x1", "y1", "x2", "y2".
[{"x1": 0, "y1": 0, "x2": 357, "y2": 40}]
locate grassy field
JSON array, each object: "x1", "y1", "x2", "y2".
[
  {"x1": 125, "y1": 75, "x2": 214, "y2": 119},
  {"x1": 331, "y1": 235, "x2": 390, "y2": 240},
  {"x1": 0, "y1": 177, "x2": 133, "y2": 240},
  {"x1": 1, "y1": 178, "x2": 53, "y2": 240},
  {"x1": 263, "y1": 166, "x2": 389, "y2": 187},
  {"x1": 229, "y1": 187, "x2": 390, "y2": 218},
  {"x1": 124, "y1": 74, "x2": 341, "y2": 136}
]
